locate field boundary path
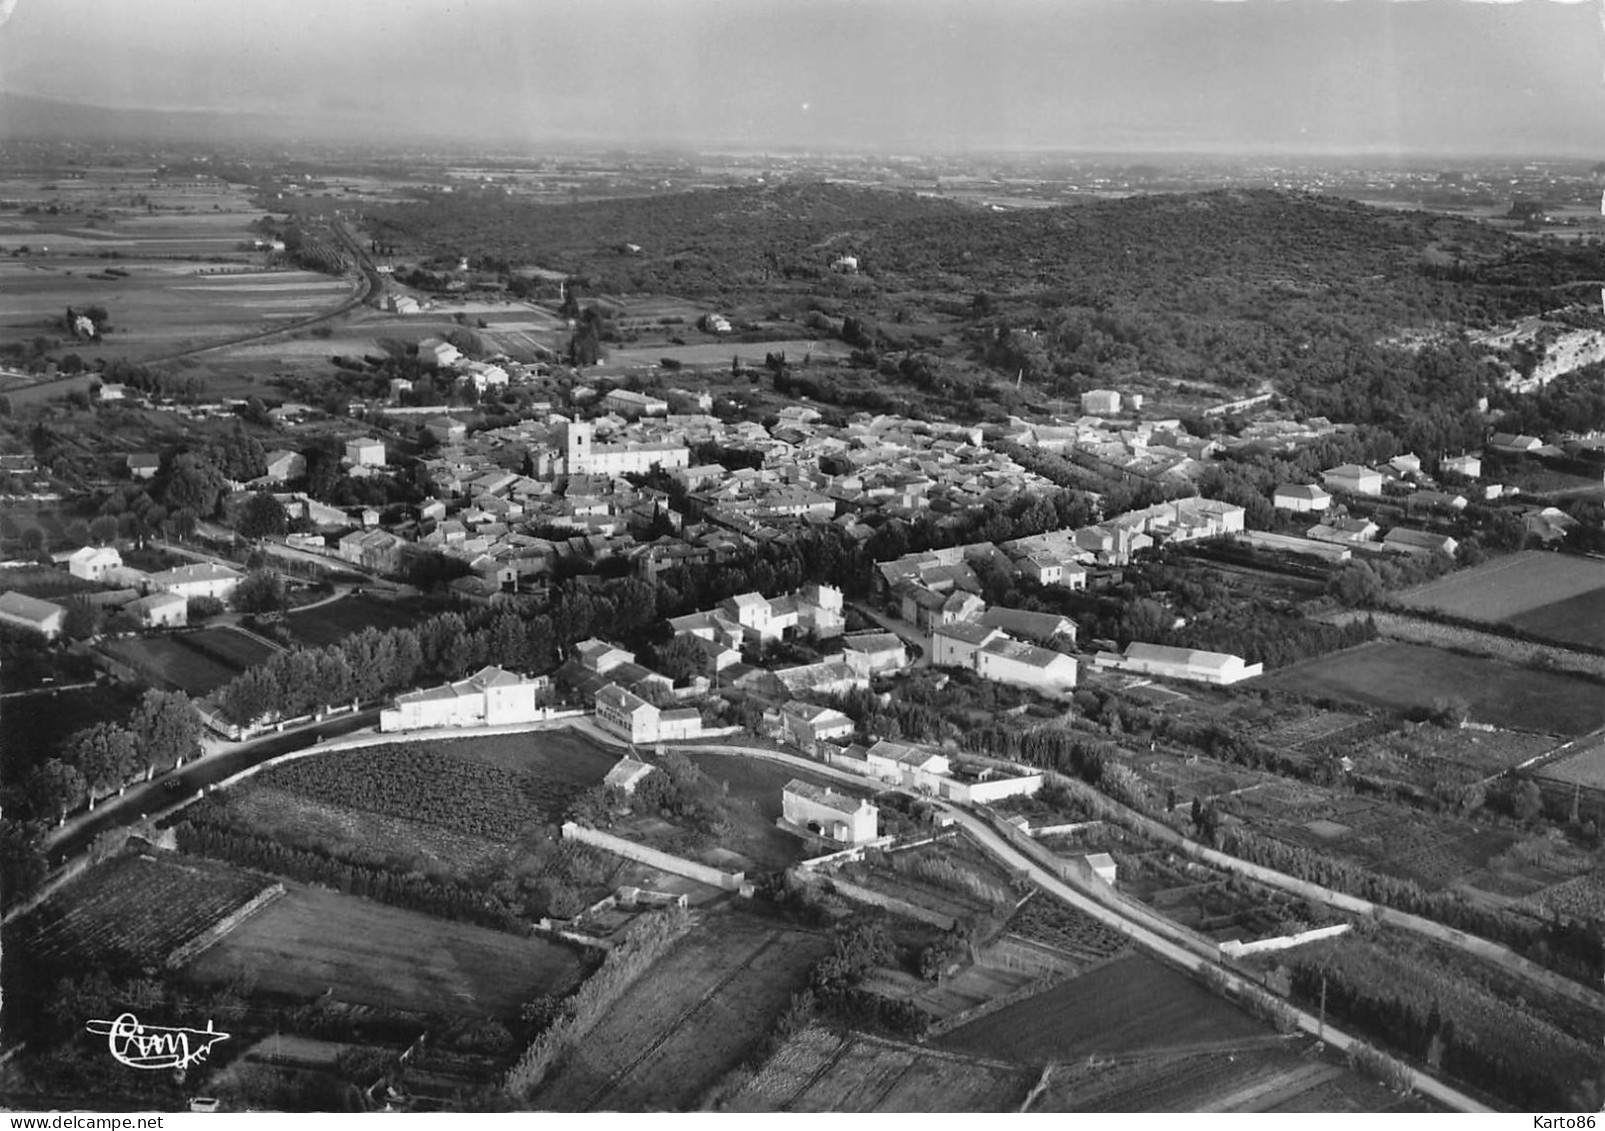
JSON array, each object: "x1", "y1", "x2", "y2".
[
  {"x1": 1039, "y1": 770, "x2": 1605, "y2": 1018},
  {"x1": 1325, "y1": 607, "x2": 1605, "y2": 678}
]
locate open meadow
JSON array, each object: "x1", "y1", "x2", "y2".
[
  {"x1": 1267, "y1": 641, "x2": 1605, "y2": 735},
  {"x1": 534, "y1": 914, "x2": 833, "y2": 1111},
  {"x1": 1399, "y1": 551, "x2": 1605, "y2": 650},
  {"x1": 186, "y1": 886, "x2": 588, "y2": 1019}
]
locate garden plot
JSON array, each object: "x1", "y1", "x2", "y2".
[{"x1": 8, "y1": 851, "x2": 277, "y2": 971}]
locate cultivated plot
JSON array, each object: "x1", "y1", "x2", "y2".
[
  {"x1": 186, "y1": 886, "x2": 587, "y2": 1019},
  {"x1": 534, "y1": 916, "x2": 831, "y2": 1111},
  {"x1": 1267, "y1": 641, "x2": 1605, "y2": 735},
  {"x1": 1399, "y1": 551, "x2": 1605, "y2": 649}
]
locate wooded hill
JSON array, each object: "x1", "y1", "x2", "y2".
[{"x1": 364, "y1": 183, "x2": 1605, "y2": 453}]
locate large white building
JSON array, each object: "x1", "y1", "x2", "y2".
[
  {"x1": 380, "y1": 665, "x2": 545, "y2": 731},
  {"x1": 974, "y1": 637, "x2": 1078, "y2": 695},
  {"x1": 345, "y1": 438, "x2": 386, "y2": 468},
  {"x1": 1093, "y1": 642, "x2": 1262, "y2": 685},
  {"x1": 0, "y1": 591, "x2": 65, "y2": 639},
  {"x1": 148, "y1": 563, "x2": 243, "y2": 602},
  {"x1": 593, "y1": 681, "x2": 701, "y2": 744},
  {"x1": 565, "y1": 421, "x2": 689, "y2": 478}
]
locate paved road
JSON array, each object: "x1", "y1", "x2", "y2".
[{"x1": 42, "y1": 708, "x2": 381, "y2": 864}]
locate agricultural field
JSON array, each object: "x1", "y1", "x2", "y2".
[
  {"x1": 935, "y1": 953, "x2": 1272, "y2": 1063},
  {"x1": 102, "y1": 634, "x2": 242, "y2": 696},
  {"x1": 7, "y1": 851, "x2": 277, "y2": 972},
  {"x1": 533, "y1": 914, "x2": 831, "y2": 1111},
  {"x1": 1399, "y1": 551, "x2": 1605, "y2": 649},
  {"x1": 1033, "y1": 1046, "x2": 1422, "y2": 1113},
  {"x1": 0, "y1": 257, "x2": 355, "y2": 369},
  {"x1": 726, "y1": 1027, "x2": 1036, "y2": 1112},
  {"x1": 0, "y1": 562, "x2": 97, "y2": 599},
  {"x1": 187, "y1": 886, "x2": 588, "y2": 1019},
  {"x1": 1342, "y1": 723, "x2": 1556, "y2": 797},
  {"x1": 261, "y1": 743, "x2": 556, "y2": 839},
  {"x1": 180, "y1": 625, "x2": 282, "y2": 670},
  {"x1": 213, "y1": 784, "x2": 514, "y2": 878},
  {"x1": 1005, "y1": 896, "x2": 1133, "y2": 966},
  {"x1": 834, "y1": 839, "x2": 1026, "y2": 925},
  {"x1": 1267, "y1": 641, "x2": 1605, "y2": 735},
  {"x1": 283, "y1": 592, "x2": 443, "y2": 648}
]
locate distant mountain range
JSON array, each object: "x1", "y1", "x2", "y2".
[{"x1": 0, "y1": 89, "x2": 418, "y2": 146}]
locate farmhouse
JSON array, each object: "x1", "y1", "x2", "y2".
[
  {"x1": 426, "y1": 416, "x2": 468, "y2": 444},
  {"x1": 780, "y1": 779, "x2": 879, "y2": 846},
  {"x1": 68, "y1": 544, "x2": 122, "y2": 582},
  {"x1": 148, "y1": 562, "x2": 242, "y2": 601},
  {"x1": 1443, "y1": 453, "x2": 1482, "y2": 479},
  {"x1": 1272, "y1": 484, "x2": 1331, "y2": 513},
  {"x1": 932, "y1": 620, "x2": 1005, "y2": 669},
  {"x1": 126, "y1": 591, "x2": 187, "y2": 628},
  {"x1": 0, "y1": 591, "x2": 66, "y2": 639},
  {"x1": 387, "y1": 294, "x2": 421, "y2": 315},
  {"x1": 127, "y1": 453, "x2": 161, "y2": 480},
  {"x1": 419, "y1": 337, "x2": 462, "y2": 368},
  {"x1": 1093, "y1": 642, "x2": 1263, "y2": 685},
  {"x1": 379, "y1": 665, "x2": 546, "y2": 732}
]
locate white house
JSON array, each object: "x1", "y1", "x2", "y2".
[
  {"x1": 148, "y1": 563, "x2": 243, "y2": 602},
  {"x1": 781, "y1": 779, "x2": 878, "y2": 846},
  {"x1": 931, "y1": 620, "x2": 1005, "y2": 669},
  {"x1": 419, "y1": 337, "x2": 462, "y2": 368},
  {"x1": 1081, "y1": 389, "x2": 1122, "y2": 415},
  {"x1": 1443, "y1": 454, "x2": 1482, "y2": 480},
  {"x1": 864, "y1": 740, "x2": 951, "y2": 790},
  {"x1": 1273, "y1": 484, "x2": 1332, "y2": 513},
  {"x1": 68, "y1": 545, "x2": 122, "y2": 582},
  {"x1": 840, "y1": 632, "x2": 909, "y2": 677},
  {"x1": 974, "y1": 637, "x2": 1078, "y2": 695},
  {"x1": 345, "y1": 438, "x2": 386, "y2": 467},
  {"x1": 127, "y1": 453, "x2": 161, "y2": 480},
  {"x1": 387, "y1": 294, "x2": 421, "y2": 315},
  {"x1": 595, "y1": 682, "x2": 661, "y2": 744},
  {"x1": 380, "y1": 665, "x2": 545, "y2": 731},
  {"x1": 126, "y1": 591, "x2": 187, "y2": 629},
  {"x1": 1093, "y1": 642, "x2": 1263, "y2": 685},
  {"x1": 0, "y1": 591, "x2": 66, "y2": 639},
  {"x1": 1321, "y1": 464, "x2": 1384, "y2": 497},
  {"x1": 602, "y1": 389, "x2": 670, "y2": 419},
  {"x1": 780, "y1": 701, "x2": 855, "y2": 750}
]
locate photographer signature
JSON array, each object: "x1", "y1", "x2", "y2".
[{"x1": 85, "y1": 1013, "x2": 230, "y2": 1071}]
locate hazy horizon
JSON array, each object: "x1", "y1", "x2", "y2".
[{"x1": 2, "y1": 0, "x2": 1602, "y2": 158}]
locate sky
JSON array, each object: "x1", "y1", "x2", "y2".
[{"x1": 0, "y1": 0, "x2": 1602, "y2": 156}]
